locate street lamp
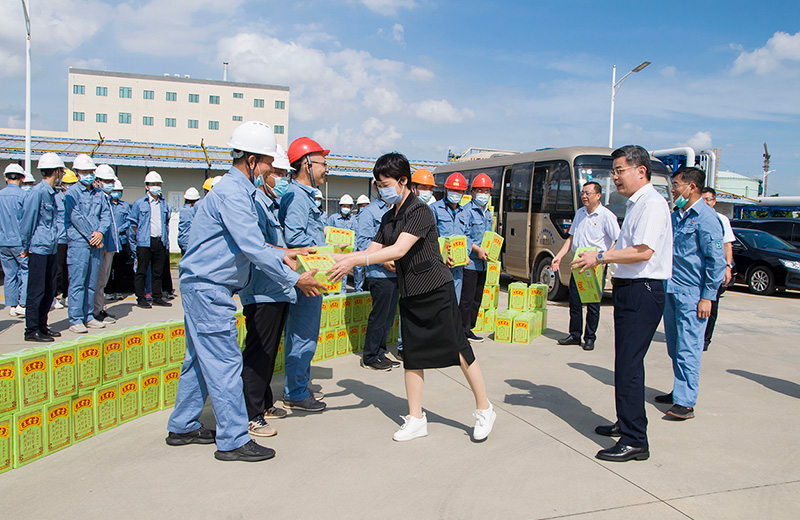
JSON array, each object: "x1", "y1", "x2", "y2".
[
  {"x1": 21, "y1": 0, "x2": 31, "y2": 175},
  {"x1": 608, "y1": 61, "x2": 650, "y2": 148}
]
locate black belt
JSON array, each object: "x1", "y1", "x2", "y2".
[{"x1": 611, "y1": 277, "x2": 661, "y2": 287}]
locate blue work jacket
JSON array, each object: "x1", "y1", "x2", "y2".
[
  {"x1": 464, "y1": 200, "x2": 494, "y2": 271},
  {"x1": 0, "y1": 183, "x2": 25, "y2": 247},
  {"x1": 327, "y1": 211, "x2": 356, "y2": 231},
  {"x1": 19, "y1": 180, "x2": 58, "y2": 255},
  {"x1": 110, "y1": 199, "x2": 131, "y2": 246},
  {"x1": 127, "y1": 194, "x2": 171, "y2": 247},
  {"x1": 355, "y1": 198, "x2": 396, "y2": 279},
  {"x1": 54, "y1": 191, "x2": 68, "y2": 245},
  {"x1": 64, "y1": 182, "x2": 111, "y2": 247},
  {"x1": 102, "y1": 194, "x2": 121, "y2": 253},
  {"x1": 177, "y1": 203, "x2": 196, "y2": 252},
  {"x1": 279, "y1": 180, "x2": 325, "y2": 248}
]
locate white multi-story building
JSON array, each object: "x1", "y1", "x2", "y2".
[{"x1": 67, "y1": 68, "x2": 289, "y2": 148}]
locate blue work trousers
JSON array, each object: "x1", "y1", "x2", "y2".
[
  {"x1": 0, "y1": 246, "x2": 28, "y2": 307},
  {"x1": 167, "y1": 285, "x2": 250, "y2": 452},
  {"x1": 283, "y1": 291, "x2": 322, "y2": 402},
  {"x1": 354, "y1": 266, "x2": 365, "y2": 292},
  {"x1": 664, "y1": 292, "x2": 707, "y2": 408},
  {"x1": 67, "y1": 243, "x2": 103, "y2": 325}
]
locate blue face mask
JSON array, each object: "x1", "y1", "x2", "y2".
[
  {"x1": 316, "y1": 199, "x2": 323, "y2": 208},
  {"x1": 149, "y1": 186, "x2": 162, "y2": 197},
  {"x1": 417, "y1": 189, "x2": 433, "y2": 204},
  {"x1": 447, "y1": 191, "x2": 463, "y2": 205},
  {"x1": 22, "y1": 185, "x2": 32, "y2": 192},
  {"x1": 101, "y1": 182, "x2": 114, "y2": 193},
  {"x1": 111, "y1": 191, "x2": 122, "y2": 200},
  {"x1": 341, "y1": 207, "x2": 351, "y2": 216},
  {"x1": 379, "y1": 182, "x2": 403, "y2": 205},
  {"x1": 272, "y1": 176, "x2": 289, "y2": 198},
  {"x1": 79, "y1": 173, "x2": 95, "y2": 186},
  {"x1": 474, "y1": 193, "x2": 490, "y2": 207},
  {"x1": 674, "y1": 185, "x2": 690, "y2": 209},
  {"x1": 254, "y1": 175, "x2": 265, "y2": 189}
]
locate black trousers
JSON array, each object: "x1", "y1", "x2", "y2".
[
  {"x1": 568, "y1": 275, "x2": 600, "y2": 342},
  {"x1": 162, "y1": 251, "x2": 174, "y2": 294},
  {"x1": 459, "y1": 268, "x2": 486, "y2": 336},
  {"x1": 56, "y1": 243, "x2": 68, "y2": 298},
  {"x1": 134, "y1": 237, "x2": 166, "y2": 301},
  {"x1": 106, "y1": 247, "x2": 133, "y2": 294},
  {"x1": 363, "y1": 277, "x2": 399, "y2": 364},
  {"x1": 25, "y1": 253, "x2": 57, "y2": 335},
  {"x1": 242, "y1": 302, "x2": 289, "y2": 420},
  {"x1": 612, "y1": 279, "x2": 664, "y2": 449},
  {"x1": 704, "y1": 284, "x2": 726, "y2": 347}
]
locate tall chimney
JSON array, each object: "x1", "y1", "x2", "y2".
[{"x1": 223, "y1": 62, "x2": 229, "y2": 81}]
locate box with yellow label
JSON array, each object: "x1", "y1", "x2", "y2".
[
  {"x1": 483, "y1": 308, "x2": 496, "y2": 333},
  {"x1": 336, "y1": 328, "x2": 350, "y2": 356},
  {"x1": 18, "y1": 348, "x2": 49, "y2": 410},
  {"x1": 327, "y1": 295, "x2": 342, "y2": 328},
  {"x1": 342, "y1": 296, "x2": 353, "y2": 325},
  {"x1": 161, "y1": 366, "x2": 181, "y2": 410},
  {"x1": 438, "y1": 237, "x2": 448, "y2": 264},
  {"x1": 448, "y1": 235, "x2": 470, "y2": 267},
  {"x1": 493, "y1": 285, "x2": 500, "y2": 308},
  {"x1": 323, "y1": 330, "x2": 336, "y2": 360},
  {"x1": 139, "y1": 371, "x2": 161, "y2": 416},
  {"x1": 534, "y1": 308, "x2": 548, "y2": 332},
  {"x1": 102, "y1": 334, "x2": 124, "y2": 383},
  {"x1": 274, "y1": 336, "x2": 284, "y2": 374},
  {"x1": 325, "y1": 226, "x2": 355, "y2": 247},
  {"x1": 480, "y1": 231, "x2": 504, "y2": 262},
  {"x1": 365, "y1": 294, "x2": 373, "y2": 315},
  {"x1": 508, "y1": 282, "x2": 528, "y2": 311},
  {"x1": 0, "y1": 415, "x2": 11, "y2": 474},
  {"x1": 480, "y1": 286, "x2": 493, "y2": 309},
  {"x1": 320, "y1": 298, "x2": 329, "y2": 329},
  {"x1": 45, "y1": 399, "x2": 72, "y2": 455},
  {"x1": 571, "y1": 247, "x2": 605, "y2": 304},
  {"x1": 118, "y1": 377, "x2": 139, "y2": 424},
  {"x1": 167, "y1": 321, "x2": 186, "y2": 365},
  {"x1": 48, "y1": 343, "x2": 77, "y2": 402},
  {"x1": 348, "y1": 325, "x2": 361, "y2": 352},
  {"x1": 352, "y1": 293, "x2": 365, "y2": 323},
  {"x1": 296, "y1": 254, "x2": 342, "y2": 293},
  {"x1": 486, "y1": 260, "x2": 501, "y2": 286},
  {"x1": 123, "y1": 329, "x2": 146, "y2": 377},
  {"x1": 13, "y1": 406, "x2": 44, "y2": 468},
  {"x1": 389, "y1": 315, "x2": 400, "y2": 345},
  {"x1": 71, "y1": 392, "x2": 95, "y2": 443},
  {"x1": 360, "y1": 324, "x2": 368, "y2": 350},
  {"x1": 76, "y1": 338, "x2": 102, "y2": 392},
  {"x1": 145, "y1": 324, "x2": 168, "y2": 371},
  {"x1": 494, "y1": 310, "x2": 519, "y2": 343},
  {"x1": 472, "y1": 308, "x2": 484, "y2": 333},
  {"x1": 512, "y1": 312, "x2": 535, "y2": 344},
  {"x1": 527, "y1": 283, "x2": 548, "y2": 310},
  {"x1": 95, "y1": 384, "x2": 118, "y2": 433},
  {"x1": 0, "y1": 354, "x2": 19, "y2": 415},
  {"x1": 312, "y1": 333, "x2": 324, "y2": 364}
]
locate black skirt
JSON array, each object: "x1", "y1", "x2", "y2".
[{"x1": 399, "y1": 281, "x2": 475, "y2": 370}]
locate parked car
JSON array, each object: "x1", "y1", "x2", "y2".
[
  {"x1": 730, "y1": 218, "x2": 800, "y2": 248},
  {"x1": 731, "y1": 228, "x2": 800, "y2": 295}
]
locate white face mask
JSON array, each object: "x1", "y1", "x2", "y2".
[
  {"x1": 474, "y1": 193, "x2": 490, "y2": 206},
  {"x1": 341, "y1": 207, "x2": 351, "y2": 216},
  {"x1": 417, "y1": 189, "x2": 433, "y2": 204},
  {"x1": 447, "y1": 191, "x2": 463, "y2": 205}
]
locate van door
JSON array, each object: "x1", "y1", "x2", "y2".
[{"x1": 502, "y1": 162, "x2": 534, "y2": 277}]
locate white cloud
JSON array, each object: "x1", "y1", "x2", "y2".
[
  {"x1": 312, "y1": 118, "x2": 402, "y2": 155},
  {"x1": 363, "y1": 87, "x2": 404, "y2": 114},
  {"x1": 392, "y1": 23, "x2": 405, "y2": 45},
  {"x1": 409, "y1": 66, "x2": 434, "y2": 81},
  {"x1": 353, "y1": 0, "x2": 418, "y2": 16},
  {"x1": 661, "y1": 66, "x2": 676, "y2": 78},
  {"x1": 681, "y1": 131, "x2": 713, "y2": 150},
  {"x1": 0, "y1": 49, "x2": 24, "y2": 77},
  {"x1": 733, "y1": 31, "x2": 800, "y2": 75},
  {"x1": 411, "y1": 99, "x2": 475, "y2": 124},
  {"x1": 68, "y1": 58, "x2": 106, "y2": 70}
]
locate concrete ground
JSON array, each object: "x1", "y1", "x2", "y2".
[{"x1": 1, "y1": 283, "x2": 799, "y2": 519}]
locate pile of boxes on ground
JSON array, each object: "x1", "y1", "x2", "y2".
[{"x1": 492, "y1": 282, "x2": 549, "y2": 343}]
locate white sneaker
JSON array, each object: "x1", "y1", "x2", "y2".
[
  {"x1": 69, "y1": 323, "x2": 88, "y2": 334},
  {"x1": 472, "y1": 402, "x2": 496, "y2": 441},
  {"x1": 85, "y1": 319, "x2": 106, "y2": 329},
  {"x1": 9, "y1": 306, "x2": 19, "y2": 317},
  {"x1": 105, "y1": 294, "x2": 115, "y2": 301},
  {"x1": 53, "y1": 299, "x2": 65, "y2": 309},
  {"x1": 393, "y1": 412, "x2": 428, "y2": 442}
]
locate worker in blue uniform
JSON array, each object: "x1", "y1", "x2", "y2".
[
  {"x1": 106, "y1": 179, "x2": 131, "y2": 300},
  {"x1": 430, "y1": 172, "x2": 469, "y2": 303},
  {"x1": 178, "y1": 187, "x2": 201, "y2": 255},
  {"x1": 92, "y1": 165, "x2": 120, "y2": 324},
  {"x1": 327, "y1": 194, "x2": 356, "y2": 292},
  {"x1": 0, "y1": 163, "x2": 29, "y2": 318},
  {"x1": 166, "y1": 121, "x2": 322, "y2": 462},
  {"x1": 54, "y1": 169, "x2": 78, "y2": 308},
  {"x1": 19, "y1": 153, "x2": 64, "y2": 342},
  {"x1": 279, "y1": 136, "x2": 331, "y2": 412},
  {"x1": 353, "y1": 194, "x2": 371, "y2": 291},
  {"x1": 64, "y1": 154, "x2": 111, "y2": 334}
]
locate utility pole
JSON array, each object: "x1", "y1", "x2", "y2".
[
  {"x1": 21, "y1": 0, "x2": 31, "y2": 175},
  {"x1": 763, "y1": 143, "x2": 771, "y2": 196}
]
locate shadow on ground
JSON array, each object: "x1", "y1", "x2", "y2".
[{"x1": 728, "y1": 369, "x2": 800, "y2": 399}]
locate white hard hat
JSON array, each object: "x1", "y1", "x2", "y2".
[
  {"x1": 72, "y1": 153, "x2": 96, "y2": 171},
  {"x1": 272, "y1": 144, "x2": 291, "y2": 171},
  {"x1": 95, "y1": 164, "x2": 116, "y2": 181},
  {"x1": 113, "y1": 179, "x2": 123, "y2": 191},
  {"x1": 211, "y1": 175, "x2": 222, "y2": 187},
  {"x1": 37, "y1": 152, "x2": 65, "y2": 170},
  {"x1": 339, "y1": 194, "x2": 354, "y2": 205},
  {"x1": 313, "y1": 188, "x2": 323, "y2": 199},
  {"x1": 357, "y1": 194, "x2": 370, "y2": 205},
  {"x1": 23, "y1": 171, "x2": 35, "y2": 183},
  {"x1": 184, "y1": 187, "x2": 201, "y2": 200},
  {"x1": 227, "y1": 121, "x2": 279, "y2": 159},
  {"x1": 4, "y1": 164, "x2": 25, "y2": 177},
  {"x1": 144, "y1": 171, "x2": 163, "y2": 184}
]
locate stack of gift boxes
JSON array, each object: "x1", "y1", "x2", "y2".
[{"x1": 493, "y1": 282, "x2": 549, "y2": 344}]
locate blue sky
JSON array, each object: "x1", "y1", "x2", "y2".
[{"x1": 1, "y1": 0, "x2": 799, "y2": 195}]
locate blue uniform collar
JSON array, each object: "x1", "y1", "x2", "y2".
[
  {"x1": 39, "y1": 180, "x2": 55, "y2": 195},
  {"x1": 227, "y1": 166, "x2": 257, "y2": 196},
  {"x1": 375, "y1": 198, "x2": 388, "y2": 210},
  {"x1": 290, "y1": 178, "x2": 315, "y2": 198}
]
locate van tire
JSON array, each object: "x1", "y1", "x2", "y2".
[{"x1": 532, "y1": 257, "x2": 568, "y2": 301}]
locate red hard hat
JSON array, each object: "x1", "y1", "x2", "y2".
[
  {"x1": 287, "y1": 137, "x2": 330, "y2": 165},
  {"x1": 472, "y1": 173, "x2": 493, "y2": 189},
  {"x1": 444, "y1": 172, "x2": 467, "y2": 190}
]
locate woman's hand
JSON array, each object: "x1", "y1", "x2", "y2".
[{"x1": 328, "y1": 253, "x2": 360, "y2": 282}]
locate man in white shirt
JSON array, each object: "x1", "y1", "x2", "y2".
[
  {"x1": 701, "y1": 187, "x2": 735, "y2": 351},
  {"x1": 552, "y1": 181, "x2": 620, "y2": 351},
  {"x1": 572, "y1": 145, "x2": 672, "y2": 463}
]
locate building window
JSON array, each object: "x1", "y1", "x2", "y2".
[
  {"x1": 233, "y1": 92, "x2": 243, "y2": 99},
  {"x1": 208, "y1": 121, "x2": 219, "y2": 130},
  {"x1": 166, "y1": 91, "x2": 177, "y2": 101},
  {"x1": 275, "y1": 100, "x2": 285, "y2": 109},
  {"x1": 96, "y1": 113, "x2": 107, "y2": 123},
  {"x1": 188, "y1": 119, "x2": 199, "y2": 129},
  {"x1": 119, "y1": 87, "x2": 132, "y2": 98},
  {"x1": 119, "y1": 112, "x2": 132, "y2": 124},
  {"x1": 96, "y1": 86, "x2": 107, "y2": 97},
  {"x1": 254, "y1": 98, "x2": 264, "y2": 108},
  {"x1": 232, "y1": 115, "x2": 243, "y2": 121},
  {"x1": 189, "y1": 93, "x2": 199, "y2": 103},
  {"x1": 73, "y1": 85, "x2": 85, "y2": 95},
  {"x1": 72, "y1": 111, "x2": 85, "y2": 122},
  {"x1": 165, "y1": 118, "x2": 176, "y2": 127},
  {"x1": 143, "y1": 90, "x2": 155, "y2": 100},
  {"x1": 274, "y1": 125, "x2": 284, "y2": 134},
  {"x1": 209, "y1": 95, "x2": 220, "y2": 105},
  {"x1": 143, "y1": 116, "x2": 154, "y2": 126}
]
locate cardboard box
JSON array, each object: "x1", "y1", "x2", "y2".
[
  {"x1": 296, "y1": 254, "x2": 341, "y2": 293},
  {"x1": 48, "y1": 343, "x2": 77, "y2": 401},
  {"x1": 18, "y1": 348, "x2": 49, "y2": 409},
  {"x1": 352, "y1": 294, "x2": 365, "y2": 323},
  {"x1": 342, "y1": 296, "x2": 353, "y2": 325},
  {"x1": 494, "y1": 310, "x2": 520, "y2": 343},
  {"x1": 472, "y1": 308, "x2": 484, "y2": 333},
  {"x1": 486, "y1": 260, "x2": 501, "y2": 286},
  {"x1": 0, "y1": 415, "x2": 11, "y2": 475},
  {"x1": 161, "y1": 366, "x2": 181, "y2": 409},
  {"x1": 167, "y1": 321, "x2": 187, "y2": 365},
  {"x1": 323, "y1": 330, "x2": 336, "y2": 360},
  {"x1": 320, "y1": 299, "x2": 329, "y2": 329},
  {"x1": 348, "y1": 325, "x2": 361, "y2": 352},
  {"x1": 448, "y1": 235, "x2": 470, "y2": 267},
  {"x1": 101, "y1": 334, "x2": 124, "y2": 383},
  {"x1": 139, "y1": 372, "x2": 161, "y2": 416},
  {"x1": 483, "y1": 308, "x2": 496, "y2": 332},
  {"x1": 327, "y1": 296, "x2": 341, "y2": 328},
  {"x1": 0, "y1": 354, "x2": 19, "y2": 415},
  {"x1": 527, "y1": 283, "x2": 548, "y2": 310},
  {"x1": 76, "y1": 338, "x2": 102, "y2": 392},
  {"x1": 336, "y1": 328, "x2": 349, "y2": 356},
  {"x1": 312, "y1": 333, "x2": 324, "y2": 364},
  {"x1": 118, "y1": 377, "x2": 139, "y2": 424},
  {"x1": 512, "y1": 312, "x2": 536, "y2": 344},
  {"x1": 13, "y1": 407, "x2": 44, "y2": 468},
  {"x1": 360, "y1": 324, "x2": 368, "y2": 352},
  {"x1": 235, "y1": 312, "x2": 244, "y2": 348},
  {"x1": 45, "y1": 399, "x2": 71, "y2": 455},
  {"x1": 493, "y1": 285, "x2": 500, "y2": 308},
  {"x1": 145, "y1": 324, "x2": 168, "y2": 371},
  {"x1": 95, "y1": 384, "x2": 119, "y2": 433},
  {"x1": 71, "y1": 393, "x2": 95, "y2": 443},
  {"x1": 123, "y1": 329, "x2": 145, "y2": 377},
  {"x1": 438, "y1": 237, "x2": 449, "y2": 264},
  {"x1": 572, "y1": 247, "x2": 604, "y2": 304},
  {"x1": 365, "y1": 294, "x2": 373, "y2": 315},
  {"x1": 324, "y1": 226, "x2": 355, "y2": 247},
  {"x1": 508, "y1": 282, "x2": 528, "y2": 311},
  {"x1": 480, "y1": 286, "x2": 493, "y2": 309},
  {"x1": 480, "y1": 231, "x2": 504, "y2": 262}
]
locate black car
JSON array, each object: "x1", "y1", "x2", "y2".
[
  {"x1": 731, "y1": 228, "x2": 800, "y2": 295},
  {"x1": 730, "y1": 218, "x2": 800, "y2": 248}
]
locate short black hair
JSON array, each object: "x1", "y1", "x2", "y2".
[
  {"x1": 701, "y1": 186, "x2": 717, "y2": 198},
  {"x1": 612, "y1": 145, "x2": 651, "y2": 180},
  {"x1": 583, "y1": 181, "x2": 602, "y2": 195},
  {"x1": 40, "y1": 168, "x2": 60, "y2": 179},
  {"x1": 674, "y1": 166, "x2": 705, "y2": 189},
  {"x1": 373, "y1": 152, "x2": 411, "y2": 184}
]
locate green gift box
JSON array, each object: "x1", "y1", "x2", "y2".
[
  {"x1": 348, "y1": 325, "x2": 361, "y2": 352},
  {"x1": 486, "y1": 260, "x2": 501, "y2": 286},
  {"x1": 101, "y1": 334, "x2": 124, "y2": 383},
  {"x1": 76, "y1": 338, "x2": 102, "y2": 392},
  {"x1": 336, "y1": 328, "x2": 349, "y2": 356},
  {"x1": 123, "y1": 329, "x2": 146, "y2": 377},
  {"x1": 45, "y1": 399, "x2": 72, "y2": 455},
  {"x1": 118, "y1": 376, "x2": 140, "y2": 424},
  {"x1": 161, "y1": 366, "x2": 181, "y2": 409},
  {"x1": 0, "y1": 415, "x2": 13, "y2": 474},
  {"x1": 71, "y1": 392, "x2": 96, "y2": 443},
  {"x1": 342, "y1": 296, "x2": 353, "y2": 325},
  {"x1": 527, "y1": 283, "x2": 548, "y2": 310},
  {"x1": 483, "y1": 308, "x2": 496, "y2": 332},
  {"x1": 512, "y1": 312, "x2": 535, "y2": 344},
  {"x1": 320, "y1": 298, "x2": 330, "y2": 329},
  {"x1": 145, "y1": 324, "x2": 168, "y2": 371},
  {"x1": 139, "y1": 371, "x2": 161, "y2": 416},
  {"x1": 95, "y1": 384, "x2": 119, "y2": 433},
  {"x1": 327, "y1": 296, "x2": 342, "y2": 328},
  {"x1": 494, "y1": 310, "x2": 520, "y2": 343},
  {"x1": 312, "y1": 333, "x2": 324, "y2": 364},
  {"x1": 571, "y1": 247, "x2": 605, "y2": 304},
  {"x1": 48, "y1": 343, "x2": 77, "y2": 401},
  {"x1": 472, "y1": 309, "x2": 484, "y2": 333},
  {"x1": 323, "y1": 330, "x2": 336, "y2": 360},
  {"x1": 18, "y1": 348, "x2": 49, "y2": 410},
  {"x1": 508, "y1": 282, "x2": 528, "y2": 311},
  {"x1": 167, "y1": 321, "x2": 187, "y2": 365},
  {"x1": 274, "y1": 336, "x2": 284, "y2": 374},
  {"x1": 13, "y1": 406, "x2": 45, "y2": 468},
  {"x1": 0, "y1": 354, "x2": 20, "y2": 415}
]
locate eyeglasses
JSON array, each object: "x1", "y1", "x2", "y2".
[
  {"x1": 308, "y1": 160, "x2": 328, "y2": 168},
  {"x1": 671, "y1": 182, "x2": 690, "y2": 189},
  {"x1": 580, "y1": 190, "x2": 599, "y2": 196},
  {"x1": 610, "y1": 166, "x2": 633, "y2": 176}
]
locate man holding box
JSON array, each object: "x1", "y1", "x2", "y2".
[
  {"x1": 327, "y1": 194, "x2": 356, "y2": 291},
  {"x1": 552, "y1": 181, "x2": 619, "y2": 351},
  {"x1": 460, "y1": 173, "x2": 494, "y2": 342},
  {"x1": 431, "y1": 172, "x2": 469, "y2": 304},
  {"x1": 572, "y1": 145, "x2": 672, "y2": 463}
]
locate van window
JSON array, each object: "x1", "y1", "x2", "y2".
[
  {"x1": 506, "y1": 162, "x2": 533, "y2": 212},
  {"x1": 542, "y1": 161, "x2": 573, "y2": 213}
]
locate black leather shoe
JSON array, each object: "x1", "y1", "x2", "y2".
[
  {"x1": 595, "y1": 423, "x2": 621, "y2": 437},
  {"x1": 382, "y1": 357, "x2": 401, "y2": 367},
  {"x1": 25, "y1": 331, "x2": 54, "y2": 343},
  {"x1": 137, "y1": 299, "x2": 152, "y2": 309},
  {"x1": 41, "y1": 328, "x2": 62, "y2": 337},
  {"x1": 582, "y1": 339, "x2": 595, "y2": 351},
  {"x1": 557, "y1": 335, "x2": 581, "y2": 346},
  {"x1": 665, "y1": 404, "x2": 695, "y2": 420},
  {"x1": 214, "y1": 439, "x2": 275, "y2": 462},
  {"x1": 165, "y1": 426, "x2": 216, "y2": 446},
  {"x1": 655, "y1": 392, "x2": 673, "y2": 404},
  {"x1": 596, "y1": 442, "x2": 650, "y2": 462},
  {"x1": 361, "y1": 358, "x2": 393, "y2": 371},
  {"x1": 152, "y1": 299, "x2": 172, "y2": 307}
]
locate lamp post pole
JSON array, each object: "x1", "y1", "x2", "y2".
[
  {"x1": 608, "y1": 61, "x2": 650, "y2": 148},
  {"x1": 21, "y1": 0, "x2": 31, "y2": 175}
]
